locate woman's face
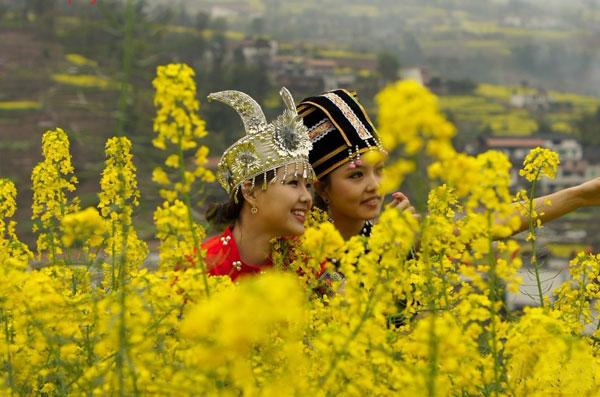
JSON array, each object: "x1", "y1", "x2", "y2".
[
  {"x1": 252, "y1": 164, "x2": 314, "y2": 236},
  {"x1": 320, "y1": 159, "x2": 384, "y2": 223}
]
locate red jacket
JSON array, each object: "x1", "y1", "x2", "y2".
[{"x1": 202, "y1": 227, "x2": 272, "y2": 281}]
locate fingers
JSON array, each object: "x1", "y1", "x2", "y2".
[
  {"x1": 387, "y1": 192, "x2": 410, "y2": 209},
  {"x1": 386, "y1": 192, "x2": 407, "y2": 209},
  {"x1": 387, "y1": 192, "x2": 420, "y2": 220}
]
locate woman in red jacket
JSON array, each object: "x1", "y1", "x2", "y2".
[{"x1": 201, "y1": 87, "x2": 314, "y2": 281}]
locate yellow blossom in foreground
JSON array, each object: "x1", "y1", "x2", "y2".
[
  {"x1": 61, "y1": 207, "x2": 107, "y2": 248},
  {"x1": 376, "y1": 80, "x2": 456, "y2": 156},
  {"x1": 505, "y1": 308, "x2": 600, "y2": 396},
  {"x1": 554, "y1": 252, "x2": 600, "y2": 333},
  {"x1": 376, "y1": 80, "x2": 456, "y2": 194},
  {"x1": 154, "y1": 200, "x2": 204, "y2": 271},
  {"x1": 152, "y1": 167, "x2": 171, "y2": 186},
  {"x1": 301, "y1": 222, "x2": 344, "y2": 270},
  {"x1": 2, "y1": 65, "x2": 600, "y2": 396}
]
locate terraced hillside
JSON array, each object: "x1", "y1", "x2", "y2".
[{"x1": 0, "y1": 28, "x2": 150, "y2": 241}]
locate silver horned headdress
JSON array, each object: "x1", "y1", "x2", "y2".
[{"x1": 208, "y1": 87, "x2": 314, "y2": 199}]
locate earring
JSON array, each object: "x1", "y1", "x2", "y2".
[
  {"x1": 327, "y1": 207, "x2": 334, "y2": 224},
  {"x1": 251, "y1": 206, "x2": 258, "y2": 215}
]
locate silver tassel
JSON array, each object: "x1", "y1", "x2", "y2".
[{"x1": 282, "y1": 163, "x2": 288, "y2": 183}]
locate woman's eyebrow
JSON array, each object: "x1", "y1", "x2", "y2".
[{"x1": 345, "y1": 165, "x2": 364, "y2": 172}]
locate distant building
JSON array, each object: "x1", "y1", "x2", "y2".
[
  {"x1": 478, "y1": 134, "x2": 599, "y2": 193},
  {"x1": 399, "y1": 66, "x2": 430, "y2": 86},
  {"x1": 270, "y1": 56, "x2": 356, "y2": 93},
  {"x1": 510, "y1": 89, "x2": 552, "y2": 111},
  {"x1": 209, "y1": 3, "x2": 260, "y2": 19},
  {"x1": 238, "y1": 38, "x2": 278, "y2": 65},
  {"x1": 270, "y1": 56, "x2": 325, "y2": 93}
]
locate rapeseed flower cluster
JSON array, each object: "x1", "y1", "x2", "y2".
[
  {"x1": 31, "y1": 128, "x2": 80, "y2": 261},
  {"x1": 98, "y1": 136, "x2": 148, "y2": 287},
  {"x1": 152, "y1": 64, "x2": 212, "y2": 294},
  {"x1": 554, "y1": 252, "x2": 600, "y2": 334},
  {"x1": 61, "y1": 206, "x2": 106, "y2": 249},
  {"x1": 0, "y1": 179, "x2": 31, "y2": 269},
  {"x1": 517, "y1": 146, "x2": 562, "y2": 306},
  {"x1": 520, "y1": 147, "x2": 560, "y2": 182},
  {"x1": 1, "y1": 63, "x2": 599, "y2": 395},
  {"x1": 376, "y1": 80, "x2": 456, "y2": 194},
  {"x1": 151, "y1": 63, "x2": 214, "y2": 201}
]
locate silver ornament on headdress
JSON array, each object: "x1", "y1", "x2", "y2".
[
  {"x1": 208, "y1": 87, "x2": 314, "y2": 198},
  {"x1": 207, "y1": 90, "x2": 267, "y2": 135}
]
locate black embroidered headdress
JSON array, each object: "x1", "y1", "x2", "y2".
[{"x1": 297, "y1": 89, "x2": 385, "y2": 179}]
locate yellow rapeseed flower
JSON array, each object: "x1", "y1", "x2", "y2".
[
  {"x1": 61, "y1": 207, "x2": 107, "y2": 248},
  {"x1": 31, "y1": 128, "x2": 80, "y2": 261},
  {"x1": 520, "y1": 147, "x2": 560, "y2": 182},
  {"x1": 98, "y1": 136, "x2": 148, "y2": 283}
]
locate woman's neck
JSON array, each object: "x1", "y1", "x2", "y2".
[
  {"x1": 330, "y1": 212, "x2": 365, "y2": 240},
  {"x1": 232, "y1": 217, "x2": 273, "y2": 265}
]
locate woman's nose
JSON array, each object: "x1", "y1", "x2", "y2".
[
  {"x1": 299, "y1": 184, "x2": 313, "y2": 205},
  {"x1": 366, "y1": 173, "x2": 379, "y2": 192}
]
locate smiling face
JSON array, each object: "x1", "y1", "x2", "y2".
[
  {"x1": 250, "y1": 164, "x2": 314, "y2": 236},
  {"x1": 318, "y1": 159, "x2": 384, "y2": 225}
]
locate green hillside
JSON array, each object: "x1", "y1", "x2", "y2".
[{"x1": 439, "y1": 83, "x2": 600, "y2": 136}]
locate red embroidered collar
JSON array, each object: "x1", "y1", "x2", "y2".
[{"x1": 202, "y1": 227, "x2": 272, "y2": 281}]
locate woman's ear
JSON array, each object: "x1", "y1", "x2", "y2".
[
  {"x1": 240, "y1": 180, "x2": 258, "y2": 207},
  {"x1": 313, "y1": 180, "x2": 329, "y2": 202}
]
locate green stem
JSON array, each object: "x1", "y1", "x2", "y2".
[
  {"x1": 116, "y1": 226, "x2": 127, "y2": 396},
  {"x1": 71, "y1": 273, "x2": 77, "y2": 295},
  {"x1": 177, "y1": 133, "x2": 210, "y2": 298},
  {"x1": 486, "y1": 210, "x2": 502, "y2": 396},
  {"x1": 115, "y1": 171, "x2": 139, "y2": 395},
  {"x1": 111, "y1": 221, "x2": 117, "y2": 290},
  {"x1": 426, "y1": 309, "x2": 438, "y2": 397},
  {"x1": 528, "y1": 170, "x2": 544, "y2": 307},
  {"x1": 116, "y1": 0, "x2": 135, "y2": 136},
  {"x1": 47, "y1": 217, "x2": 58, "y2": 265},
  {"x1": 436, "y1": 249, "x2": 450, "y2": 310},
  {"x1": 422, "y1": 227, "x2": 438, "y2": 397},
  {"x1": 2, "y1": 310, "x2": 15, "y2": 393},
  {"x1": 575, "y1": 266, "x2": 587, "y2": 324}
]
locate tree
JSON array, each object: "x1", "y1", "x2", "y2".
[
  {"x1": 576, "y1": 107, "x2": 600, "y2": 146},
  {"x1": 23, "y1": 0, "x2": 58, "y2": 36},
  {"x1": 376, "y1": 51, "x2": 400, "y2": 84}
]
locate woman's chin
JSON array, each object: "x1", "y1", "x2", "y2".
[
  {"x1": 283, "y1": 223, "x2": 305, "y2": 236},
  {"x1": 358, "y1": 208, "x2": 380, "y2": 220}
]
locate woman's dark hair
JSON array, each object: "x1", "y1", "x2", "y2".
[
  {"x1": 205, "y1": 189, "x2": 244, "y2": 227},
  {"x1": 205, "y1": 169, "x2": 276, "y2": 227}
]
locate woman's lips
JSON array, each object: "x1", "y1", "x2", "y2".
[
  {"x1": 292, "y1": 209, "x2": 306, "y2": 223},
  {"x1": 361, "y1": 197, "x2": 381, "y2": 207}
]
